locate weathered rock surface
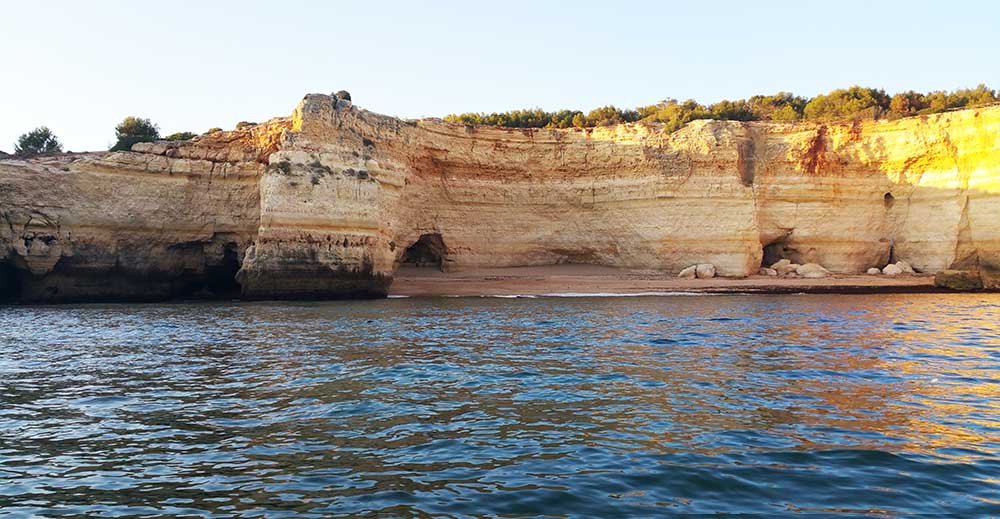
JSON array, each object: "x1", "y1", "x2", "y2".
[
  {"x1": 770, "y1": 259, "x2": 801, "y2": 276},
  {"x1": 934, "y1": 269, "x2": 984, "y2": 291},
  {"x1": 1, "y1": 93, "x2": 999, "y2": 302},
  {"x1": 695, "y1": 264, "x2": 716, "y2": 279},
  {"x1": 867, "y1": 267, "x2": 881, "y2": 275},
  {"x1": 678, "y1": 265, "x2": 697, "y2": 279},
  {"x1": 883, "y1": 264, "x2": 904, "y2": 276},
  {"x1": 795, "y1": 263, "x2": 830, "y2": 278}
]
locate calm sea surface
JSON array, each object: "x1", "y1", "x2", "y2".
[{"x1": 1, "y1": 294, "x2": 999, "y2": 517}]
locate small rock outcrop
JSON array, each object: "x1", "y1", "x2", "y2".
[
  {"x1": 770, "y1": 259, "x2": 801, "y2": 276},
  {"x1": 678, "y1": 265, "x2": 697, "y2": 279},
  {"x1": 695, "y1": 264, "x2": 717, "y2": 279},
  {"x1": 934, "y1": 269, "x2": 984, "y2": 291},
  {"x1": 882, "y1": 264, "x2": 904, "y2": 276},
  {"x1": 795, "y1": 263, "x2": 830, "y2": 278}
]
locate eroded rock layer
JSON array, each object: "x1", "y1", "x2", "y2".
[{"x1": 1, "y1": 94, "x2": 998, "y2": 301}]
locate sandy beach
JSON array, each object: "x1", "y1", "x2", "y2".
[{"x1": 390, "y1": 265, "x2": 938, "y2": 297}]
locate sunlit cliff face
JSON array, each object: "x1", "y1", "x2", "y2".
[{"x1": 0, "y1": 94, "x2": 998, "y2": 301}]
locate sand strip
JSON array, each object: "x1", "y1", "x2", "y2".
[{"x1": 390, "y1": 265, "x2": 939, "y2": 297}]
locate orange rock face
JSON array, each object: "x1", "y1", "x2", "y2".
[{"x1": 1, "y1": 94, "x2": 998, "y2": 301}]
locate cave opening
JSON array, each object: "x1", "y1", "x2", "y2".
[
  {"x1": 401, "y1": 233, "x2": 447, "y2": 271},
  {"x1": 205, "y1": 243, "x2": 243, "y2": 297},
  {"x1": 0, "y1": 261, "x2": 22, "y2": 302},
  {"x1": 884, "y1": 192, "x2": 895, "y2": 209},
  {"x1": 761, "y1": 233, "x2": 798, "y2": 268},
  {"x1": 177, "y1": 243, "x2": 243, "y2": 299}
]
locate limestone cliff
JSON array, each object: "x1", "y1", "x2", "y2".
[{"x1": 1, "y1": 93, "x2": 998, "y2": 302}]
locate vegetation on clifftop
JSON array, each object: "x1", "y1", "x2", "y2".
[
  {"x1": 14, "y1": 127, "x2": 63, "y2": 157},
  {"x1": 443, "y1": 85, "x2": 998, "y2": 130},
  {"x1": 110, "y1": 117, "x2": 160, "y2": 151},
  {"x1": 164, "y1": 132, "x2": 197, "y2": 141}
]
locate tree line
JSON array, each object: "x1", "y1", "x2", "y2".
[
  {"x1": 9, "y1": 117, "x2": 199, "y2": 158},
  {"x1": 8, "y1": 85, "x2": 997, "y2": 157},
  {"x1": 443, "y1": 85, "x2": 998, "y2": 131}
]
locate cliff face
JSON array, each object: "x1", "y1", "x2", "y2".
[{"x1": 1, "y1": 94, "x2": 998, "y2": 302}]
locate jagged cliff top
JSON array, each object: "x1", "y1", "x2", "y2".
[{"x1": 4, "y1": 94, "x2": 999, "y2": 171}]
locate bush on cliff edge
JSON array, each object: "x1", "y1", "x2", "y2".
[
  {"x1": 14, "y1": 127, "x2": 63, "y2": 157},
  {"x1": 443, "y1": 84, "x2": 997, "y2": 130},
  {"x1": 111, "y1": 117, "x2": 160, "y2": 151},
  {"x1": 164, "y1": 132, "x2": 197, "y2": 141}
]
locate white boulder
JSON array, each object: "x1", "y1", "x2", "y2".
[
  {"x1": 770, "y1": 259, "x2": 791, "y2": 269},
  {"x1": 759, "y1": 267, "x2": 778, "y2": 276},
  {"x1": 695, "y1": 263, "x2": 716, "y2": 279},
  {"x1": 867, "y1": 267, "x2": 881, "y2": 275},
  {"x1": 770, "y1": 259, "x2": 801, "y2": 276},
  {"x1": 895, "y1": 261, "x2": 915, "y2": 274},
  {"x1": 795, "y1": 263, "x2": 830, "y2": 278},
  {"x1": 882, "y1": 264, "x2": 903, "y2": 276},
  {"x1": 678, "y1": 265, "x2": 697, "y2": 279}
]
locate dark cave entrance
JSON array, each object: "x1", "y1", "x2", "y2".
[
  {"x1": 177, "y1": 243, "x2": 243, "y2": 299},
  {"x1": 401, "y1": 233, "x2": 447, "y2": 271},
  {"x1": 884, "y1": 192, "x2": 895, "y2": 209},
  {"x1": 205, "y1": 243, "x2": 243, "y2": 297},
  {"x1": 761, "y1": 233, "x2": 798, "y2": 268},
  {"x1": 0, "y1": 261, "x2": 22, "y2": 302}
]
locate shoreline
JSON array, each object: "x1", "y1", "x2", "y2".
[{"x1": 390, "y1": 265, "x2": 945, "y2": 297}]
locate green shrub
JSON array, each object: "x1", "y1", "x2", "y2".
[
  {"x1": 111, "y1": 117, "x2": 159, "y2": 151},
  {"x1": 14, "y1": 126, "x2": 63, "y2": 157},
  {"x1": 803, "y1": 86, "x2": 890, "y2": 121},
  {"x1": 163, "y1": 132, "x2": 196, "y2": 141},
  {"x1": 442, "y1": 85, "x2": 996, "y2": 131}
]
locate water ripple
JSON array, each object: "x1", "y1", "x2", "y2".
[{"x1": 1, "y1": 294, "x2": 999, "y2": 517}]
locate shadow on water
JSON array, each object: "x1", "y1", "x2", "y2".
[{"x1": 0, "y1": 294, "x2": 999, "y2": 517}]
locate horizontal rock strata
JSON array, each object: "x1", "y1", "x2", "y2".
[{"x1": 1, "y1": 94, "x2": 998, "y2": 302}]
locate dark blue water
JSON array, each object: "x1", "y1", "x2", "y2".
[{"x1": 1, "y1": 294, "x2": 999, "y2": 517}]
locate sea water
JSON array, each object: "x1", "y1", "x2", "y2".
[{"x1": 1, "y1": 294, "x2": 998, "y2": 517}]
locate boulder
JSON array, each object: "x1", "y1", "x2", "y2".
[
  {"x1": 866, "y1": 267, "x2": 881, "y2": 275},
  {"x1": 982, "y1": 262, "x2": 1000, "y2": 290},
  {"x1": 771, "y1": 259, "x2": 800, "y2": 276},
  {"x1": 882, "y1": 264, "x2": 903, "y2": 276},
  {"x1": 758, "y1": 267, "x2": 778, "y2": 276},
  {"x1": 934, "y1": 269, "x2": 983, "y2": 291},
  {"x1": 695, "y1": 263, "x2": 716, "y2": 279},
  {"x1": 894, "y1": 261, "x2": 915, "y2": 274},
  {"x1": 795, "y1": 263, "x2": 830, "y2": 278},
  {"x1": 677, "y1": 265, "x2": 697, "y2": 279}
]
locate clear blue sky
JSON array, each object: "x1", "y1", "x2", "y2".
[{"x1": 2, "y1": 0, "x2": 998, "y2": 152}]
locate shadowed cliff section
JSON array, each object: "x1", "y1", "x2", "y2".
[{"x1": 1, "y1": 93, "x2": 998, "y2": 303}]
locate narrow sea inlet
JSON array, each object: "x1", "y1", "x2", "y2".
[{"x1": 2, "y1": 294, "x2": 999, "y2": 517}]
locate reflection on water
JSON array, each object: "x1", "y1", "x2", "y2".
[{"x1": 1, "y1": 294, "x2": 999, "y2": 517}]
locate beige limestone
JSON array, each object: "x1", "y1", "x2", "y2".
[
  {"x1": 883, "y1": 264, "x2": 904, "y2": 276},
  {"x1": 1, "y1": 93, "x2": 999, "y2": 301},
  {"x1": 796, "y1": 263, "x2": 831, "y2": 278},
  {"x1": 695, "y1": 264, "x2": 717, "y2": 279}
]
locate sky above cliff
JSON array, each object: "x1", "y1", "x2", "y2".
[{"x1": 2, "y1": 0, "x2": 998, "y2": 152}]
